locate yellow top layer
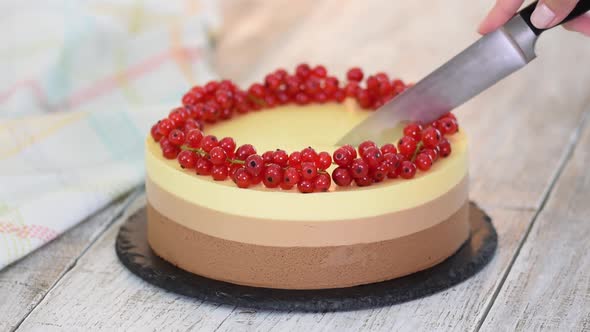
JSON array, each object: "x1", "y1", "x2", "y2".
[{"x1": 145, "y1": 103, "x2": 468, "y2": 222}]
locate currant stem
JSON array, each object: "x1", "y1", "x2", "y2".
[
  {"x1": 411, "y1": 142, "x2": 424, "y2": 162},
  {"x1": 181, "y1": 145, "x2": 245, "y2": 164}
]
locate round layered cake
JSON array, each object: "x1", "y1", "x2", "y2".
[{"x1": 146, "y1": 97, "x2": 470, "y2": 289}]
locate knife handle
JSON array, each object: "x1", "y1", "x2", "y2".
[{"x1": 519, "y1": 0, "x2": 590, "y2": 35}]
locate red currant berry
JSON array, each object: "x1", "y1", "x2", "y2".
[
  {"x1": 355, "y1": 175, "x2": 373, "y2": 187},
  {"x1": 438, "y1": 138, "x2": 452, "y2": 157},
  {"x1": 162, "y1": 144, "x2": 180, "y2": 159},
  {"x1": 245, "y1": 154, "x2": 264, "y2": 176},
  {"x1": 219, "y1": 107, "x2": 233, "y2": 120},
  {"x1": 422, "y1": 127, "x2": 442, "y2": 149},
  {"x1": 301, "y1": 162, "x2": 318, "y2": 180},
  {"x1": 356, "y1": 89, "x2": 372, "y2": 108},
  {"x1": 285, "y1": 75, "x2": 301, "y2": 96},
  {"x1": 383, "y1": 153, "x2": 402, "y2": 170},
  {"x1": 248, "y1": 83, "x2": 266, "y2": 99},
  {"x1": 333, "y1": 88, "x2": 346, "y2": 102},
  {"x1": 415, "y1": 153, "x2": 433, "y2": 171},
  {"x1": 403, "y1": 123, "x2": 423, "y2": 141},
  {"x1": 186, "y1": 129, "x2": 204, "y2": 148},
  {"x1": 200, "y1": 135, "x2": 218, "y2": 152},
  {"x1": 332, "y1": 167, "x2": 353, "y2": 186},
  {"x1": 366, "y1": 76, "x2": 379, "y2": 92},
  {"x1": 350, "y1": 158, "x2": 370, "y2": 179},
  {"x1": 168, "y1": 129, "x2": 185, "y2": 146},
  {"x1": 347, "y1": 67, "x2": 364, "y2": 82},
  {"x1": 274, "y1": 68, "x2": 288, "y2": 80},
  {"x1": 304, "y1": 77, "x2": 321, "y2": 95},
  {"x1": 345, "y1": 82, "x2": 360, "y2": 97},
  {"x1": 196, "y1": 157, "x2": 213, "y2": 175},
  {"x1": 263, "y1": 164, "x2": 283, "y2": 188},
  {"x1": 211, "y1": 165, "x2": 229, "y2": 181},
  {"x1": 233, "y1": 168, "x2": 251, "y2": 188},
  {"x1": 203, "y1": 81, "x2": 218, "y2": 95},
  {"x1": 317, "y1": 152, "x2": 332, "y2": 170},
  {"x1": 439, "y1": 117, "x2": 458, "y2": 135},
  {"x1": 297, "y1": 179, "x2": 314, "y2": 193},
  {"x1": 264, "y1": 74, "x2": 281, "y2": 91},
  {"x1": 202, "y1": 103, "x2": 220, "y2": 123},
  {"x1": 157, "y1": 118, "x2": 174, "y2": 137},
  {"x1": 219, "y1": 137, "x2": 236, "y2": 158},
  {"x1": 378, "y1": 79, "x2": 393, "y2": 97},
  {"x1": 182, "y1": 92, "x2": 198, "y2": 106},
  {"x1": 235, "y1": 144, "x2": 257, "y2": 160},
  {"x1": 183, "y1": 119, "x2": 200, "y2": 133},
  {"x1": 398, "y1": 136, "x2": 418, "y2": 159},
  {"x1": 294, "y1": 93, "x2": 311, "y2": 105},
  {"x1": 358, "y1": 140, "x2": 377, "y2": 157},
  {"x1": 314, "y1": 92, "x2": 328, "y2": 104},
  {"x1": 262, "y1": 151, "x2": 274, "y2": 164},
  {"x1": 169, "y1": 110, "x2": 185, "y2": 126},
  {"x1": 333, "y1": 147, "x2": 353, "y2": 167},
  {"x1": 209, "y1": 146, "x2": 228, "y2": 165},
  {"x1": 387, "y1": 167, "x2": 400, "y2": 179},
  {"x1": 178, "y1": 150, "x2": 197, "y2": 169},
  {"x1": 439, "y1": 112, "x2": 457, "y2": 121},
  {"x1": 399, "y1": 161, "x2": 417, "y2": 179},
  {"x1": 371, "y1": 163, "x2": 389, "y2": 182},
  {"x1": 276, "y1": 92, "x2": 290, "y2": 104},
  {"x1": 380, "y1": 143, "x2": 397, "y2": 155},
  {"x1": 151, "y1": 123, "x2": 163, "y2": 142},
  {"x1": 314, "y1": 173, "x2": 331, "y2": 192},
  {"x1": 264, "y1": 94, "x2": 278, "y2": 108},
  {"x1": 281, "y1": 167, "x2": 301, "y2": 190},
  {"x1": 273, "y1": 149, "x2": 289, "y2": 167},
  {"x1": 375, "y1": 72, "x2": 390, "y2": 83},
  {"x1": 324, "y1": 77, "x2": 339, "y2": 95},
  {"x1": 296, "y1": 63, "x2": 311, "y2": 79},
  {"x1": 342, "y1": 144, "x2": 358, "y2": 159},
  {"x1": 421, "y1": 148, "x2": 439, "y2": 162},
  {"x1": 301, "y1": 147, "x2": 318, "y2": 163},
  {"x1": 288, "y1": 151, "x2": 302, "y2": 168},
  {"x1": 361, "y1": 147, "x2": 383, "y2": 169},
  {"x1": 250, "y1": 173, "x2": 263, "y2": 185},
  {"x1": 229, "y1": 163, "x2": 242, "y2": 178},
  {"x1": 312, "y1": 65, "x2": 327, "y2": 78}
]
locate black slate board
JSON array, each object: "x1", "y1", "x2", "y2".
[{"x1": 116, "y1": 202, "x2": 496, "y2": 312}]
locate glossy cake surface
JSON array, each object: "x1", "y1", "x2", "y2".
[{"x1": 146, "y1": 103, "x2": 470, "y2": 289}]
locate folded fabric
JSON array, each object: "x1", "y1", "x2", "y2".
[{"x1": 0, "y1": 0, "x2": 220, "y2": 270}]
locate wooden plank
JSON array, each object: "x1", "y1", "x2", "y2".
[
  {"x1": 16, "y1": 194, "x2": 238, "y2": 332},
  {"x1": 0, "y1": 190, "x2": 137, "y2": 332},
  {"x1": 480, "y1": 112, "x2": 590, "y2": 331},
  {"x1": 15, "y1": 194, "x2": 530, "y2": 332}
]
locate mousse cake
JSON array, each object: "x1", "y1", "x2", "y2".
[{"x1": 145, "y1": 65, "x2": 470, "y2": 290}]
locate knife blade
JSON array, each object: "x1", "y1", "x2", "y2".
[{"x1": 337, "y1": 0, "x2": 590, "y2": 146}]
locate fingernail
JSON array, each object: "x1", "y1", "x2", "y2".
[{"x1": 531, "y1": 3, "x2": 556, "y2": 28}]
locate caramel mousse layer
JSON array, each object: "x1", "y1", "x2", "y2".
[
  {"x1": 146, "y1": 175, "x2": 468, "y2": 246},
  {"x1": 147, "y1": 202, "x2": 470, "y2": 290}
]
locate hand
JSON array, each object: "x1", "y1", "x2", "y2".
[{"x1": 478, "y1": 0, "x2": 590, "y2": 36}]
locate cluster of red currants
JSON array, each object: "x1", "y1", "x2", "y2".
[{"x1": 150, "y1": 64, "x2": 459, "y2": 193}]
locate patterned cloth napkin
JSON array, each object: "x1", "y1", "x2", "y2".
[{"x1": 0, "y1": 0, "x2": 220, "y2": 270}]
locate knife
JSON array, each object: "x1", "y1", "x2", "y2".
[{"x1": 337, "y1": 0, "x2": 590, "y2": 146}]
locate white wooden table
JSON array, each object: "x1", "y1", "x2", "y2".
[{"x1": 2, "y1": 1, "x2": 590, "y2": 330}]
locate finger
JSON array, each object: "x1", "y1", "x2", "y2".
[
  {"x1": 563, "y1": 13, "x2": 590, "y2": 36},
  {"x1": 530, "y1": 0, "x2": 579, "y2": 29},
  {"x1": 478, "y1": 0, "x2": 525, "y2": 34}
]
